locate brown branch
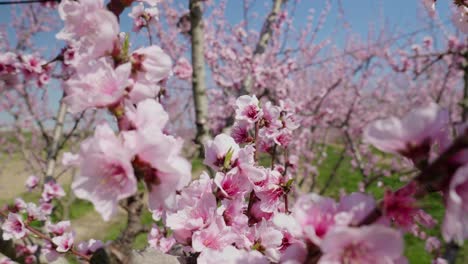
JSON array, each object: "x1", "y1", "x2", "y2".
[
  {"x1": 45, "y1": 100, "x2": 67, "y2": 180},
  {"x1": 435, "y1": 66, "x2": 453, "y2": 103},
  {"x1": 240, "y1": 0, "x2": 285, "y2": 95},
  {"x1": 344, "y1": 131, "x2": 367, "y2": 177},
  {"x1": 189, "y1": 0, "x2": 211, "y2": 152},
  {"x1": 22, "y1": 89, "x2": 50, "y2": 146},
  {"x1": 105, "y1": 193, "x2": 146, "y2": 264},
  {"x1": 57, "y1": 111, "x2": 85, "y2": 151},
  {"x1": 319, "y1": 146, "x2": 346, "y2": 195}
]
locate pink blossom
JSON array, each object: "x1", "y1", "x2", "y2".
[
  {"x1": 1, "y1": 213, "x2": 26, "y2": 240},
  {"x1": 16, "y1": 244, "x2": 38, "y2": 257},
  {"x1": 276, "y1": 194, "x2": 338, "y2": 245},
  {"x1": 452, "y1": 6, "x2": 468, "y2": 34},
  {"x1": 249, "y1": 201, "x2": 274, "y2": 223},
  {"x1": 442, "y1": 164, "x2": 468, "y2": 244},
  {"x1": 231, "y1": 121, "x2": 251, "y2": 144},
  {"x1": 148, "y1": 226, "x2": 175, "y2": 253},
  {"x1": 129, "y1": 3, "x2": 159, "y2": 32},
  {"x1": 43, "y1": 241, "x2": 61, "y2": 262},
  {"x1": 425, "y1": 236, "x2": 441, "y2": 253},
  {"x1": 12, "y1": 198, "x2": 27, "y2": 213},
  {"x1": 235, "y1": 95, "x2": 263, "y2": 123},
  {"x1": 296, "y1": 194, "x2": 339, "y2": 242},
  {"x1": 131, "y1": 45, "x2": 172, "y2": 84},
  {"x1": 173, "y1": 57, "x2": 193, "y2": 80},
  {"x1": 40, "y1": 202, "x2": 54, "y2": 216},
  {"x1": 363, "y1": 102, "x2": 448, "y2": 161},
  {"x1": 261, "y1": 101, "x2": 281, "y2": 129},
  {"x1": 127, "y1": 81, "x2": 161, "y2": 104},
  {"x1": 0, "y1": 52, "x2": 18, "y2": 75},
  {"x1": 77, "y1": 239, "x2": 104, "y2": 254},
  {"x1": 26, "y1": 203, "x2": 46, "y2": 221},
  {"x1": 62, "y1": 152, "x2": 80, "y2": 167},
  {"x1": 246, "y1": 220, "x2": 283, "y2": 261},
  {"x1": 41, "y1": 181, "x2": 66, "y2": 202},
  {"x1": 272, "y1": 130, "x2": 293, "y2": 147},
  {"x1": 192, "y1": 217, "x2": 236, "y2": 252},
  {"x1": 124, "y1": 99, "x2": 168, "y2": 131},
  {"x1": 64, "y1": 59, "x2": 131, "y2": 113},
  {"x1": 197, "y1": 245, "x2": 268, "y2": 264},
  {"x1": 20, "y1": 54, "x2": 44, "y2": 78},
  {"x1": 57, "y1": 0, "x2": 119, "y2": 59},
  {"x1": 72, "y1": 124, "x2": 137, "y2": 221},
  {"x1": 204, "y1": 134, "x2": 240, "y2": 170},
  {"x1": 25, "y1": 175, "x2": 38, "y2": 191},
  {"x1": 433, "y1": 258, "x2": 448, "y2": 264},
  {"x1": 63, "y1": 45, "x2": 77, "y2": 65},
  {"x1": 254, "y1": 169, "x2": 286, "y2": 213},
  {"x1": 220, "y1": 196, "x2": 248, "y2": 227},
  {"x1": 52, "y1": 231, "x2": 75, "y2": 253},
  {"x1": 337, "y1": 192, "x2": 376, "y2": 225},
  {"x1": 214, "y1": 170, "x2": 251, "y2": 198},
  {"x1": 166, "y1": 175, "x2": 217, "y2": 243},
  {"x1": 278, "y1": 235, "x2": 307, "y2": 264},
  {"x1": 0, "y1": 258, "x2": 15, "y2": 264},
  {"x1": 46, "y1": 221, "x2": 71, "y2": 236},
  {"x1": 319, "y1": 225, "x2": 405, "y2": 264},
  {"x1": 382, "y1": 183, "x2": 418, "y2": 228},
  {"x1": 126, "y1": 118, "x2": 191, "y2": 211}
]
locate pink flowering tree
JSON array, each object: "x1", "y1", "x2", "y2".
[{"x1": 0, "y1": 0, "x2": 467, "y2": 264}]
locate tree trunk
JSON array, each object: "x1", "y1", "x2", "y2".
[{"x1": 189, "y1": 0, "x2": 211, "y2": 153}]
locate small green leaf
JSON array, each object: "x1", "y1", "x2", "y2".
[
  {"x1": 122, "y1": 33, "x2": 130, "y2": 56},
  {"x1": 223, "y1": 147, "x2": 234, "y2": 169},
  {"x1": 285, "y1": 179, "x2": 294, "y2": 188}
]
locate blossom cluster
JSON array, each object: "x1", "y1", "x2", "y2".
[
  {"x1": 0, "y1": 0, "x2": 467, "y2": 263},
  {"x1": 0, "y1": 52, "x2": 51, "y2": 88},
  {"x1": 52, "y1": 0, "x2": 190, "y2": 221},
  {"x1": 0, "y1": 177, "x2": 103, "y2": 262},
  {"x1": 143, "y1": 97, "x2": 412, "y2": 263}
]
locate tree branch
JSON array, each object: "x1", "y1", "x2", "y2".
[
  {"x1": 241, "y1": 0, "x2": 284, "y2": 95},
  {"x1": 189, "y1": 0, "x2": 211, "y2": 152},
  {"x1": 45, "y1": 100, "x2": 67, "y2": 180}
]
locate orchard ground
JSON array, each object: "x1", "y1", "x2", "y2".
[{"x1": 1, "y1": 146, "x2": 467, "y2": 264}]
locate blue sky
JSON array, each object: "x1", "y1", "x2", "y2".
[
  {"x1": 0, "y1": 0, "x2": 457, "y2": 51},
  {"x1": 0, "y1": 0, "x2": 459, "y2": 124}
]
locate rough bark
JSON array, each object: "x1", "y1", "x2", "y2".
[
  {"x1": 104, "y1": 194, "x2": 146, "y2": 264},
  {"x1": 45, "y1": 100, "x2": 67, "y2": 180},
  {"x1": 240, "y1": 0, "x2": 284, "y2": 95},
  {"x1": 189, "y1": 0, "x2": 211, "y2": 151}
]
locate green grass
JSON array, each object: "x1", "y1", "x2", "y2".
[{"x1": 314, "y1": 145, "x2": 468, "y2": 263}]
